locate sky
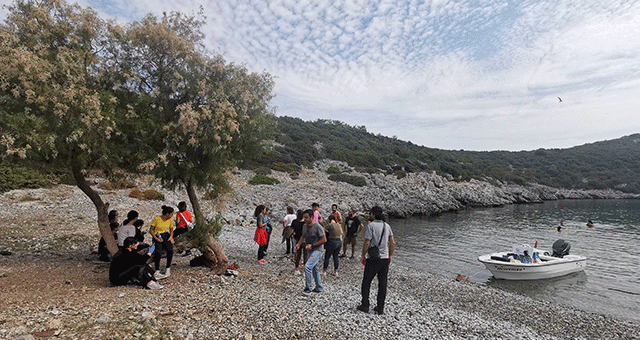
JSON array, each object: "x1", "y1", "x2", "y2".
[{"x1": 2, "y1": 0, "x2": 640, "y2": 151}]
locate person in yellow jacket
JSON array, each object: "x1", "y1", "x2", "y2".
[{"x1": 150, "y1": 205, "x2": 175, "y2": 279}]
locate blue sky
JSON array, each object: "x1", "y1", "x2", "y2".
[{"x1": 3, "y1": 0, "x2": 639, "y2": 151}]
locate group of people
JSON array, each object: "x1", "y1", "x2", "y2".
[
  {"x1": 102, "y1": 202, "x2": 194, "y2": 290},
  {"x1": 255, "y1": 203, "x2": 396, "y2": 315}
]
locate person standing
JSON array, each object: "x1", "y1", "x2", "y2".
[
  {"x1": 295, "y1": 209, "x2": 327, "y2": 294},
  {"x1": 311, "y1": 202, "x2": 323, "y2": 224},
  {"x1": 330, "y1": 204, "x2": 342, "y2": 225},
  {"x1": 282, "y1": 206, "x2": 296, "y2": 254},
  {"x1": 357, "y1": 206, "x2": 395, "y2": 315},
  {"x1": 341, "y1": 208, "x2": 364, "y2": 258},
  {"x1": 150, "y1": 205, "x2": 175, "y2": 279},
  {"x1": 291, "y1": 210, "x2": 306, "y2": 272},
  {"x1": 264, "y1": 207, "x2": 274, "y2": 255},
  {"x1": 254, "y1": 205, "x2": 268, "y2": 264},
  {"x1": 323, "y1": 215, "x2": 343, "y2": 277}
]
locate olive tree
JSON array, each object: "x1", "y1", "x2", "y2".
[
  {"x1": 0, "y1": 0, "x2": 121, "y2": 254},
  {"x1": 113, "y1": 12, "x2": 275, "y2": 273}
]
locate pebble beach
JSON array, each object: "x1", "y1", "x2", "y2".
[{"x1": 1, "y1": 168, "x2": 640, "y2": 339}]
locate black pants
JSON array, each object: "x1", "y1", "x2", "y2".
[
  {"x1": 258, "y1": 243, "x2": 268, "y2": 260},
  {"x1": 153, "y1": 232, "x2": 174, "y2": 271},
  {"x1": 174, "y1": 227, "x2": 188, "y2": 238},
  {"x1": 285, "y1": 236, "x2": 293, "y2": 254},
  {"x1": 361, "y1": 258, "x2": 390, "y2": 311},
  {"x1": 111, "y1": 264, "x2": 155, "y2": 287}
]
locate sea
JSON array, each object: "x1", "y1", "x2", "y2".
[{"x1": 390, "y1": 199, "x2": 640, "y2": 324}]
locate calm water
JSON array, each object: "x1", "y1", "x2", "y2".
[{"x1": 390, "y1": 199, "x2": 640, "y2": 324}]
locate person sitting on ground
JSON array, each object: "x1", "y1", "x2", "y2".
[
  {"x1": 109, "y1": 237, "x2": 162, "y2": 290},
  {"x1": 98, "y1": 222, "x2": 119, "y2": 262},
  {"x1": 132, "y1": 219, "x2": 150, "y2": 253},
  {"x1": 117, "y1": 210, "x2": 139, "y2": 248}
]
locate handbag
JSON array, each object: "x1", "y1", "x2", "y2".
[
  {"x1": 254, "y1": 227, "x2": 268, "y2": 246},
  {"x1": 178, "y1": 212, "x2": 195, "y2": 231},
  {"x1": 367, "y1": 222, "x2": 386, "y2": 260}
]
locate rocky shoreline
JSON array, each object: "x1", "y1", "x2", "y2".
[
  {"x1": 1, "y1": 164, "x2": 639, "y2": 339},
  {"x1": 221, "y1": 161, "x2": 637, "y2": 225}
]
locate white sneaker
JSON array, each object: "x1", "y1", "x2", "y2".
[
  {"x1": 155, "y1": 272, "x2": 167, "y2": 280},
  {"x1": 146, "y1": 281, "x2": 163, "y2": 290},
  {"x1": 165, "y1": 267, "x2": 171, "y2": 277}
]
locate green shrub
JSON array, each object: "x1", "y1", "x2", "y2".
[
  {"x1": 0, "y1": 166, "x2": 53, "y2": 193},
  {"x1": 254, "y1": 166, "x2": 272, "y2": 176},
  {"x1": 357, "y1": 167, "x2": 381, "y2": 174},
  {"x1": 143, "y1": 189, "x2": 164, "y2": 200},
  {"x1": 249, "y1": 175, "x2": 280, "y2": 185},
  {"x1": 395, "y1": 171, "x2": 407, "y2": 179},
  {"x1": 190, "y1": 213, "x2": 225, "y2": 247},
  {"x1": 271, "y1": 162, "x2": 301, "y2": 174},
  {"x1": 98, "y1": 178, "x2": 137, "y2": 190},
  {"x1": 326, "y1": 166, "x2": 341, "y2": 174},
  {"x1": 328, "y1": 174, "x2": 367, "y2": 187}
]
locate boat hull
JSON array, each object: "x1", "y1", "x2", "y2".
[{"x1": 478, "y1": 253, "x2": 586, "y2": 280}]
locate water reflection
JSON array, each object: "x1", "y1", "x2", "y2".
[{"x1": 390, "y1": 199, "x2": 640, "y2": 324}]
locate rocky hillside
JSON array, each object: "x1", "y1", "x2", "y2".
[{"x1": 220, "y1": 160, "x2": 638, "y2": 224}]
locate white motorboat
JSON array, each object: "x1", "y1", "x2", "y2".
[{"x1": 478, "y1": 240, "x2": 586, "y2": 280}]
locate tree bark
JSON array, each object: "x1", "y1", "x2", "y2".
[
  {"x1": 72, "y1": 165, "x2": 117, "y2": 255},
  {"x1": 185, "y1": 179, "x2": 229, "y2": 274}
]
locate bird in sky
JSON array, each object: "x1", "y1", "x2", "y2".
[{"x1": 558, "y1": 97, "x2": 563, "y2": 102}]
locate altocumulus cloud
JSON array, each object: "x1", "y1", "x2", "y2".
[{"x1": 6, "y1": 0, "x2": 640, "y2": 150}]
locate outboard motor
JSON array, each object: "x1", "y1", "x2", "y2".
[{"x1": 552, "y1": 239, "x2": 571, "y2": 258}]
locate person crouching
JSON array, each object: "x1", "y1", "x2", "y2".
[{"x1": 109, "y1": 237, "x2": 162, "y2": 290}]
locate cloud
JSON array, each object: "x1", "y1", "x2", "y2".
[{"x1": 4, "y1": 0, "x2": 639, "y2": 151}]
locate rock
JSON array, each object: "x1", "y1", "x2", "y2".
[
  {"x1": 224, "y1": 269, "x2": 239, "y2": 277},
  {"x1": 15, "y1": 335, "x2": 35, "y2": 340},
  {"x1": 96, "y1": 314, "x2": 109, "y2": 323},
  {"x1": 33, "y1": 331, "x2": 54, "y2": 337},
  {"x1": 49, "y1": 309, "x2": 60, "y2": 316},
  {"x1": 0, "y1": 250, "x2": 11, "y2": 255},
  {"x1": 48, "y1": 319, "x2": 62, "y2": 330},
  {"x1": 118, "y1": 293, "x2": 125, "y2": 298}
]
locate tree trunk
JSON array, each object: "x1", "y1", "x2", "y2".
[
  {"x1": 72, "y1": 165, "x2": 117, "y2": 255},
  {"x1": 185, "y1": 179, "x2": 229, "y2": 274}
]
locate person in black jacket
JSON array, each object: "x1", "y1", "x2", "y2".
[{"x1": 109, "y1": 237, "x2": 162, "y2": 290}]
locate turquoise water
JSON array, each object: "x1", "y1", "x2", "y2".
[{"x1": 390, "y1": 199, "x2": 640, "y2": 324}]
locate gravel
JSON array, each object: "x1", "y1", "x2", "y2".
[{"x1": 1, "y1": 171, "x2": 639, "y2": 339}]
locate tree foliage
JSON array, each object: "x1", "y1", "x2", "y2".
[
  {"x1": 261, "y1": 117, "x2": 640, "y2": 193},
  {"x1": 0, "y1": 1, "x2": 276, "y2": 268}
]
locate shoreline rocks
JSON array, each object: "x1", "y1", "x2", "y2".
[
  {"x1": 220, "y1": 161, "x2": 637, "y2": 224},
  {"x1": 1, "y1": 166, "x2": 640, "y2": 339}
]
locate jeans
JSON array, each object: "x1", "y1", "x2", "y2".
[
  {"x1": 153, "y1": 232, "x2": 174, "y2": 271},
  {"x1": 361, "y1": 258, "x2": 390, "y2": 311},
  {"x1": 305, "y1": 249, "x2": 324, "y2": 291},
  {"x1": 323, "y1": 238, "x2": 342, "y2": 272}
]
